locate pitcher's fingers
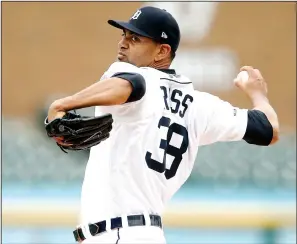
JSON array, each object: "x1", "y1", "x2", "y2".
[
  {"x1": 253, "y1": 69, "x2": 264, "y2": 80},
  {"x1": 240, "y1": 66, "x2": 254, "y2": 72},
  {"x1": 240, "y1": 66, "x2": 259, "y2": 79}
]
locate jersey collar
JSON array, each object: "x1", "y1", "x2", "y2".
[{"x1": 158, "y1": 69, "x2": 176, "y2": 75}]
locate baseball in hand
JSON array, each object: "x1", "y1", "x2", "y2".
[{"x1": 234, "y1": 71, "x2": 249, "y2": 83}]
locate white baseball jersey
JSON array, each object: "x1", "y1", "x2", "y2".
[{"x1": 80, "y1": 61, "x2": 248, "y2": 224}]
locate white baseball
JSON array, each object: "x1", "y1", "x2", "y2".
[{"x1": 234, "y1": 71, "x2": 249, "y2": 83}]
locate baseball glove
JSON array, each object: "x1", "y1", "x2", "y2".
[{"x1": 44, "y1": 111, "x2": 113, "y2": 153}]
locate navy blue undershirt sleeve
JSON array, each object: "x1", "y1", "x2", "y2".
[
  {"x1": 111, "y1": 72, "x2": 146, "y2": 103},
  {"x1": 243, "y1": 110, "x2": 273, "y2": 146}
]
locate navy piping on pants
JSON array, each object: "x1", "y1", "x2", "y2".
[{"x1": 115, "y1": 228, "x2": 120, "y2": 244}]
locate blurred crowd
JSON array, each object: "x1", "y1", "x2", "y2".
[{"x1": 3, "y1": 113, "x2": 296, "y2": 191}]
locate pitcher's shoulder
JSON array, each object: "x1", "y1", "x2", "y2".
[
  {"x1": 192, "y1": 90, "x2": 222, "y2": 103},
  {"x1": 105, "y1": 62, "x2": 142, "y2": 75}
]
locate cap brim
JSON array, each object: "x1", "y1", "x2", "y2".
[{"x1": 108, "y1": 20, "x2": 153, "y2": 39}]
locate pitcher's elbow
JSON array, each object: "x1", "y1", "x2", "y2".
[{"x1": 270, "y1": 123, "x2": 280, "y2": 145}]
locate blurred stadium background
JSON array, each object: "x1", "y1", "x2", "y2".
[{"x1": 2, "y1": 2, "x2": 296, "y2": 244}]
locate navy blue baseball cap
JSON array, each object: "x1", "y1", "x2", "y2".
[{"x1": 108, "y1": 6, "x2": 181, "y2": 52}]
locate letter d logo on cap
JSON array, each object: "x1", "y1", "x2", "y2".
[{"x1": 131, "y1": 10, "x2": 142, "y2": 20}]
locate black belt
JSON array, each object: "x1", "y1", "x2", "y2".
[{"x1": 73, "y1": 214, "x2": 162, "y2": 242}]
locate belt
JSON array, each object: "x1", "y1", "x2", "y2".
[{"x1": 73, "y1": 214, "x2": 162, "y2": 242}]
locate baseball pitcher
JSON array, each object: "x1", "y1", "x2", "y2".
[{"x1": 45, "y1": 6, "x2": 279, "y2": 244}]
